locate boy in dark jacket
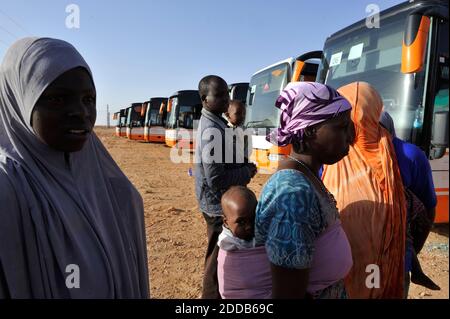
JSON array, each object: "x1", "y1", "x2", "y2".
[{"x1": 194, "y1": 75, "x2": 257, "y2": 298}]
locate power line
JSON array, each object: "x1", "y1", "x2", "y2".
[
  {"x1": 0, "y1": 25, "x2": 18, "y2": 39},
  {"x1": 0, "y1": 9, "x2": 29, "y2": 34}
]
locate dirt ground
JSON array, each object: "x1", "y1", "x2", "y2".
[{"x1": 96, "y1": 127, "x2": 449, "y2": 299}]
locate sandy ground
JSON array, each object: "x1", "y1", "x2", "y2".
[{"x1": 96, "y1": 127, "x2": 449, "y2": 299}]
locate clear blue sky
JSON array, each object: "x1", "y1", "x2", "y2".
[{"x1": 1, "y1": 0, "x2": 404, "y2": 125}]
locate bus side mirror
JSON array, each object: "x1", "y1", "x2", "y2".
[
  {"x1": 229, "y1": 86, "x2": 236, "y2": 100},
  {"x1": 401, "y1": 13, "x2": 430, "y2": 74},
  {"x1": 141, "y1": 104, "x2": 147, "y2": 117},
  {"x1": 248, "y1": 92, "x2": 254, "y2": 106},
  {"x1": 292, "y1": 61, "x2": 305, "y2": 82},
  {"x1": 292, "y1": 50, "x2": 322, "y2": 82},
  {"x1": 430, "y1": 111, "x2": 449, "y2": 159},
  {"x1": 248, "y1": 86, "x2": 256, "y2": 106}
]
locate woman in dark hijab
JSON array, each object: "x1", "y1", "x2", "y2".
[{"x1": 0, "y1": 37, "x2": 149, "y2": 298}]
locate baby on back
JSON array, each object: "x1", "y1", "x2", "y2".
[
  {"x1": 217, "y1": 186, "x2": 271, "y2": 299},
  {"x1": 218, "y1": 186, "x2": 257, "y2": 250}
]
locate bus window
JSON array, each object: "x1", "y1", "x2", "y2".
[
  {"x1": 434, "y1": 75, "x2": 449, "y2": 113},
  {"x1": 166, "y1": 97, "x2": 178, "y2": 129},
  {"x1": 245, "y1": 64, "x2": 289, "y2": 129},
  {"x1": 434, "y1": 19, "x2": 449, "y2": 115},
  {"x1": 179, "y1": 106, "x2": 194, "y2": 129},
  {"x1": 431, "y1": 65, "x2": 449, "y2": 153},
  {"x1": 318, "y1": 10, "x2": 430, "y2": 143}
]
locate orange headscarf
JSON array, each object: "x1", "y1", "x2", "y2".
[{"x1": 322, "y1": 82, "x2": 406, "y2": 299}]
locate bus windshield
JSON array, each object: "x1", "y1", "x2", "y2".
[
  {"x1": 167, "y1": 96, "x2": 201, "y2": 130},
  {"x1": 317, "y1": 9, "x2": 429, "y2": 143},
  {"x1": 146, "y1": 107, "x2": 164, "y2": 127},
  {"x1": 178, "y1": 105, "x2": 196, "y2": 129},
  {"x1": 165, "y1": 109, "x2": 172, "y2": 129},
  {"x1": 114, "y1": 114, "x2": 121, "y2": 127},
  {"x1": 120, "y1": 115, "x2": 126, "y2": 127},
  {"x1": 126, "y1": 108, "x2": 131, "y2": 126},
  {"x1": 229, "y1": 83, "x2": 249, "y2": 103},
  {"x1": 127, "y1": 106, "x2": 144, "y2": 127},
  {"x1": 245, "y1": 63, "x2": 289, "y2": 129},
  {"x1": 167, "y1": 97, "x2": 178, "y2": 129},
  {"x1": 150, "y1": 109, "x2": 164, "y2": 126}
]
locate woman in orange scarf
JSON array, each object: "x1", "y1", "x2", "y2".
[{"x1": 322, "y1": 82, "x2": 407, "y2": 299}]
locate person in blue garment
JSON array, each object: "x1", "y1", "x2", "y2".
[{"x1": 379, "y1": 111, "x2": 440, "y2": 294}]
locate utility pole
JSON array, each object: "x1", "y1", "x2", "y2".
[{"x1": 106, "y1": 104, "x2": 110, "y2": 128}]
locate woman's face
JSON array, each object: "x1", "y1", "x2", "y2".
[
  {"x1": 308, "y1": 111, "x2": 355, "y2": 165},
  {"x1": 31, "y1": 67, "x2": 96, "y2": 153}
]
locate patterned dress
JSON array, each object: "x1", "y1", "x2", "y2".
[{"x1": 255, "y1": 169, "x2": 348, "y2": 299}]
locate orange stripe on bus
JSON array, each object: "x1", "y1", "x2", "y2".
[
  {"x1": 435, "y1": 195, "x2": 449, "y2": 224},
  {"x1": 129, "y1": 135, "x2": 145, "y2": 140},
  {"x1": 149, "y1": 135, "x2": 165, "y2": 142},
  {"x1": 401, "y1": 16, "x2": 430, "y2": 73}
]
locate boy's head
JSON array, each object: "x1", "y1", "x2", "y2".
[
  {"x1": 198, "y1": 75, "x2": 230, "y2": 114},
  {"x1": 225, "y1": 100, "x2": 246, "y2": 127},
  {"x1": 221, "y1": 186, "x2": 257, "y2": 241}
]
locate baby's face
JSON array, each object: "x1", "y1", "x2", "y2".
[
  {"x1": 226, "y1": 104, "x2": 246, "y2": 127},
  {"x1": 223, "y1": 198, "x2": 255, "y2": 241}
]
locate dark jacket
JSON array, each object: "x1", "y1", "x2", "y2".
[{"x1": 194, "y1": 108, "x2": 252, "y2": 216}]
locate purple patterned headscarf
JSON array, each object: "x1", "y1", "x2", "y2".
[{"x1": 267, "y1": 82, "x2": 352, "y2": 146}]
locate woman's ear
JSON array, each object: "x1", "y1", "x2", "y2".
[
  {"x1": 299, "y1": 127, "x2": 317, "y2": 154},
  {"x1": 292, "y1": 139, "x2": 305, "y2": 154},
  {"x1": 304, "y1": 127, "x2": 316, "y2": 138}
]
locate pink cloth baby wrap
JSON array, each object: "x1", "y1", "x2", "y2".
[
  {"x1": 217, "y1": 245, "x2": 272, "y2": 299},
  {"x1": 307, "y1": 219, "x2": 353, "y2": 296},
  {"x1": 217, "y1": 219, "x2": 352, "y2": 299}
]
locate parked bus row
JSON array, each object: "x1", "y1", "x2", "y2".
[
  {"x1": 113, "y1": 82, "x2": 249, "y2": 148},
  {"x1": 113, "y1": 0, "x2": 448, "y2": 223}
]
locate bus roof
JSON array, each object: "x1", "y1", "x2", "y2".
[
  {"x1": 149, "y1": 97, "x2": 168, "y2": 110},
  {"x1": 149, "y1": 97, "x2": 167, "y2": 102},
  {"x1": 169, "y1": 90, "x2": 199, "y2": 98},
  {"x1": 325, "y1": 0, "x2": 445, "y2": 43},
  {"x1": 252, "y1": 57, "x2": 294, "y2": 77},
  {"x1": 229, "y1": 82, "x2": 249, "y2": 87}
]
